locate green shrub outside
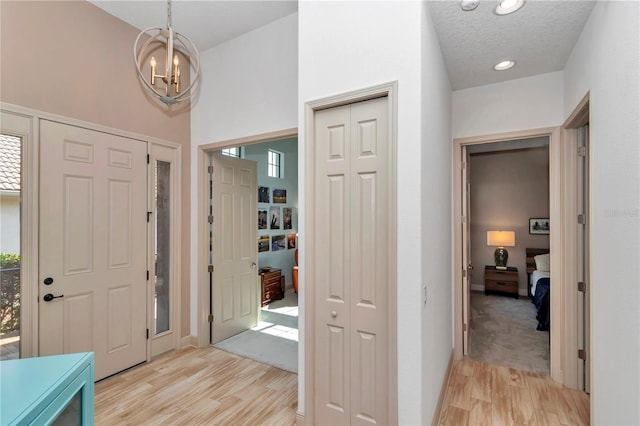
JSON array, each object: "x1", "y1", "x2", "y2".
[{"x1": 1, "y1": 253, "x2": 20, "y2": 335}]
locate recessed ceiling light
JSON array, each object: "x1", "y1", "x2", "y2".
[
  {"x1": 460, "y1": 0, "x2": 480, "y2": 11},
  {"x1": 495, "y1": 0, "x2": 525, "y2": 15},
  {"x1": 494, "y1": 60, "x2": 516, "y2": 71}
]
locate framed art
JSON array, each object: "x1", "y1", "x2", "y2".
[
  {"x1": 271, "y1": 235, "x2": 286, "y2": 251},
  {"x1": 287, "y1": 234, "x2": 297, "y2": 249},
  {"x1": 258, "y1": 186, "x2": 270, "y2": 203},
  {"x1": 283, "y1": 207, "x2": 292, "y2": 230},
  {"x1": 258, "y1": 235, "x2": 270, "y2": 252},
  {"x1": 258, "y1": 209, "x2": 267, "y2": 230},
  {"x1": 273, "y1": 189, "x2": 287, "y2": 203},
  {"x1": 269, "y1": 206, "x2": 280, "y2": 229},
  {"x1": 529, "y1": 218, "x2": 550, "y2": 234}
]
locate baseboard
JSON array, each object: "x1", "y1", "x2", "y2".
[
  {"x1": 431, "y1": 349, "x2": 454, "y2": 426},
  {"x1": 295, "y1": 412, "x2": 305, "y2": 425},
  {"x1": 180, "y1": 335, "x2": 198, "y2": 349}
]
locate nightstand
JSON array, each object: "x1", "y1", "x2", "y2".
[{"x1": 484, "y1": 266, "x2": 519, "y2": 298}]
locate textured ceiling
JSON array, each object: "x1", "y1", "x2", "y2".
[
  {"x1": 89, "y1": 0, "x2": 298, "y2": 53},
  {"x1": 91, "y1": 0, "x2": 595, "y2": 91},
  {"x1": 428, "y1": 0, "x2": 596, "y2": 90}
]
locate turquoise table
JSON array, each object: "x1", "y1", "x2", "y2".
[{"x1": 0, "y1": 352, "x2": 94, "y2": 425}]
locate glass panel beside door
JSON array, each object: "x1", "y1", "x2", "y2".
[{"x1": 154, "y1": 160, "x2": 171, "y2": 335}]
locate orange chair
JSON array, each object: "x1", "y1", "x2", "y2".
[{"x1": 292, "y1": 249, "x2": 299, "y2": 294}]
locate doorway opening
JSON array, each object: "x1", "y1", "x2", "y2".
[
  {"x1": 465, "y1": 138, "x2": 551, "y2": 376},
  {"x1": 197, "y1": 130, "x2": 299, "y2": 375}
]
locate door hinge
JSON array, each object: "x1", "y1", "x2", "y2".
[
  {"x1": 578, "y1": 349, "x2": 586, "y2": 360},
  {"x1": 578, "y1": 213, "x2": 586, "y2": 225},
  {"x1": 462, "y1": 161, "x2": 467, "y2": 170},
  {"x1": 463, "y1": 323, "x2": 468, "y2": 332},
  {"x1": 146, "y1": 270, "x2": 149, "y2": 280},
  {"x1": 208, "y1": 265, "x2": 214, "y2": 273},
  {"x1": 147, "y1": 211, "x2": 152, "y2": 222},
  {"x1": 208, "y1": 314, "x2": 214, "y2": 323},
  {"x1": 147, "y1": 154, "x2": 150, "y2": 164},
  {"x1": 462, "y1": 269, "x2": 467, "y2": 278},
  {"x1": 208, "y1": 165, "x2": 214, "y2": 174},
  {"x1": 208, "y1": 215, "x2": 214, "y2": 224},
  {"x1": 461, "y1": 215, "x2": 467, "y2": 224},
  {"x1": 578, "y1": 146, "x2": 587, "y2": 157},
  {"x1": 578, "y1": 281, "x2": 586, "y2": 293},
  {"x1": 146, "y1": 328, "x2": 149, "y2": 339}
]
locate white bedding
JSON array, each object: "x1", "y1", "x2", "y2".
[{"x1": 531, "y1": 270, "x2": 551, "y2": 296}]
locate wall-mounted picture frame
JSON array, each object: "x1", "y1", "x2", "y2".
[
  {"x1": 258, "y1": 235, "x2": 270, "y2": 253},
  {"x1": 287, "y1": 234, "x2": 297, "y2": 249},
  {"x1": 271, "y1": 235, "x2": 286, "y2": 251},
  {"x1": 258, "y1": 209, "x2": 267, "y2": 230},
  {"x1": 283, "y1": 207, "x2": 292, "y2": 230},
  {"x1": 273, "y1": 189, "x2": 287, "y2": 203},
  {"x1": 269, "y1": 206, "x2": 280, "y2": 229},
  {"x1": 529, "y1": 218, "x2": 550, "y2": 234},
  {"x1": 258, "y1": 186, "x2": 270, "y2": 203}
]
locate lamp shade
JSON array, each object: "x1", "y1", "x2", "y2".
[{"x1": 487, "y1": 231, "x2": 515, "y2": 247}]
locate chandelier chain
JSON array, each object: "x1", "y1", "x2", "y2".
[{"x1": 167, "y1": 0, "x2": 172, "y2": 29}]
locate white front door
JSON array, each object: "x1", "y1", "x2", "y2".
[
  {"x1": 211, "y1": 154, "x2": 258, "y2": 344},
  {"x1": 314, "y1": 96, "x2": 390, "y2": 425},
  {"x1": 39, "y1": 120, "x2": 148, "y2": 380}
]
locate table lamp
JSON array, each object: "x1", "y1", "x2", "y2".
[{"x1": 487, "y1": 230, "x2": 515, "y2": 269}]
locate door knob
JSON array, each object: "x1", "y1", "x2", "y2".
[
  {"x1": 43, "y1": 293, "x2": 64, "y2": 302},
  {"x1": 331, "y1": 311, "x2": 337, "y2": 318},
  {"x1": 43, "y1": 277, "x2": 54, "y2": 285},
  {"x1": 251, "y1": 262, "x2": 257, "y2": 269}
]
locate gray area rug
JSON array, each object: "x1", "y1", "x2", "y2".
[
  {"x1": 213, "y1": 290, "x2": 298, "y2": 373},
  {"x1": 469, "y1": 291, "x2": 549, "y2": 375}
]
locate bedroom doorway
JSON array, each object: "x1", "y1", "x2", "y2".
[
  {"x1": 464, "y1": 139, "x2": 551, "y2": 376},
  {"x1": 453, "y1": 127, "x2": 566, "y2": 385}
]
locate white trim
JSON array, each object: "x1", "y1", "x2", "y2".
[
  {"x1": 1, "y1": 102, "x2": 183, "y2": 365},
  {"x1": 303, "y1": 81, "x2": 398, "y2": 424},
  {"x1": 453, "y1": 127, "x2": 565, "y2": 385},
  {"x1": 196, "y1": 128, "x2": 298, "y2": 349},
  {"x1": 180, "y1": 335, "x2": 198, "y2": 349}
]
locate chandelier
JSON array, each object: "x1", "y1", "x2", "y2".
[{"x1": 133, "y1": 0, "x2": 200, "y2": 105}]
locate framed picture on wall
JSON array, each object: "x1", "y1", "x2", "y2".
[
  {"x1": 287, "y1": 234, "x2": 297, "y2": 249},
  {"x1": 283, "y1": 207, "x2": 292, "y2": 230},
  {"x1": 273, "y1": 189, "x2": 287, "y2": 203},
  {"x1": 270, "y1": 206, "x2": 280, "y2": 229},
  {"x1": 258, "y1": 210, "x2": 267, "y2": 230},
  {"x1": 529, "y1": 218, "x2": 550, "y2": 234},
  {"x1": 258, "y1": 186, "x2": 270, "y2": 203},
  {"x1": 272, "y1": 235, "x2": 286, "y2": 251},
  {"x1": 258, "y1": 235, "x2": 270, "y2": 252}
]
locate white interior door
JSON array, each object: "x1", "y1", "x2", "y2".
[
  {"x1": 314, "y1": 96, "x2": 390, "y2": 425},
  {"x1": 39, "y1": 120, "x2": 147, "y2": 380},
  {"x1": 461, "y1": 146, "x2": 471, "y2": 356},
  {"x1": 211, "y1": 154, "x2": 258, "y2": 344}
]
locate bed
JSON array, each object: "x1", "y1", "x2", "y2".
[{"x1": 526, "y1": 248, "x2": 550, "y2": 331}]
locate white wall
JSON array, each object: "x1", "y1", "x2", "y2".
[
  {"x1": 189, "y1": 13, "x2": 298, "y2": 337},
  {"x1": 452, "y1": 72, "x2": 564, "y2": 138},
  {"x1": 420, "y1": 4, "x2": 454, "y2": 423},
  {"x1": 563, "y1": 2, "x2": 640, "y2": 423},
  {"x1": 300, "y1": 2, "x2": 452, "y2": 422}
]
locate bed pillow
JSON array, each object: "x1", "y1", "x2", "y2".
[{"x1": 534, "y1": 253, "x2": 550, "y2": 272}]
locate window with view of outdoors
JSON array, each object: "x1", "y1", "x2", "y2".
[
  {"x1": 268, "y1": 149, "x2": 282, "y2": 178},
  {"x1": 0, "y1": 134, "x2": 21, "y2": 360},
  {"x1": 221, "y1": 147, "x2": 243, "y2": 158}
]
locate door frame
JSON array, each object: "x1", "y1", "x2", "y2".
[
  {"x1": 452, "y1": 126, "x2": 565, "y2": 384},
  {"x1": 195, "y1": 128, "x2": 298, "y2": 349},
  {"x1": 0, "y1": 102, "x2": 182, "y2": 363},
  {"x1": 303, "y1": 81, "x2": 398, "y2": 424}
]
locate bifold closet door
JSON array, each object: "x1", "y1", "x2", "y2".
[{"x1": 314, "y1": 96, "x2": 389, "y2": 425}]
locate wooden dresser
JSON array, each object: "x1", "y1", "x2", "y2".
[
  {"x1": 260, "y1": 268, "x2": 284, "y2": 307},
  {"x1": 484, "y1": 266, "x2": 519, "y2": 298}
]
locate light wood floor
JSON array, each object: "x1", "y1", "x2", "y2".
[
  {"x1": 438, "y1": 357, "x2": 590, "y2": 426},
  {"x1": 95, "y1": 346, "x2": 297, "y2": 425}
]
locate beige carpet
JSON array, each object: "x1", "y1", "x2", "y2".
[{"x1": 469, "y1": 291, "x2": 549, "y2": 375}]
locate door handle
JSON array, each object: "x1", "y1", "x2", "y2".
[
  {"x1": 251, "y1": 262, "x2": 257, "y2": 269},
  {"x1": 43, "y1": 293, "x2": 64, "y2": 302}
]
